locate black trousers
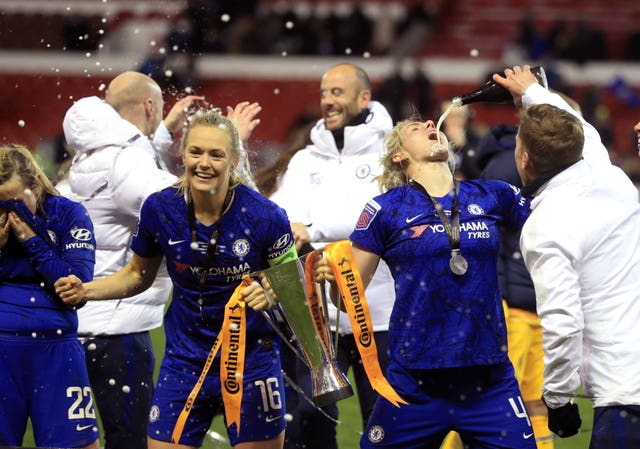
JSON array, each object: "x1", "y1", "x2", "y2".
[{"x1": 81, "y1": 331, "x2": 155, "y2": 449}]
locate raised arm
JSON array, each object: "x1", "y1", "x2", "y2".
[
  {"x1": 55, "y1": 253, "x2": 163, "y2": 306},
  {"x1": 226, "y1": 101, "x2": 262, "y2": 143},
  {"x1": 494, "y1": 65, "x2": 607, "y2": 161},
  {"x1": 492, "y1": 64, "x2": 539, "y2": 109},
  {"x1": 162, "y1": 95, "x2": 206, "y2": 136}
]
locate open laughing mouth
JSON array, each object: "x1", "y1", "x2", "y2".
[
  {"x1": 194, "y1": 171, "x2": 215, "y2": 180},
  {"x1": 324, "y1": 110, "x2": 341, "y2": 122}
]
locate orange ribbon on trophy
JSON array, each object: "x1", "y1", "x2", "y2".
[
  {"x1": 323, "y1": 240, "x2": 407, "y2": 407},
  {"x1": 171, "y1": 277, "x2": 249, "y2": 444},
  {"x1": 304, "y1": 252, "x2": 334, "y2": 353}
]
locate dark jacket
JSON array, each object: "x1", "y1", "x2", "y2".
[{"x1": 477, "y1": 124, "x2": 536, "y2": 313}]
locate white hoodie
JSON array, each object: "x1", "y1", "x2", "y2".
[
  {"x1": 520, "y1": 85, "x2": 640, "y2": 408},
  {"x1": 59, "y1": 96, "x2": 177, "y2": 335},
  {"x1": 270, "y1": 101, "x2": 396, "y2": 333}
]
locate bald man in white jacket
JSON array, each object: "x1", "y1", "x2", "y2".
[{"x1": 58, "y1": 72, "x2": 192, "y2": 449}]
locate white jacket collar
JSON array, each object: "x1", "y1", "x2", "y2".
[
  {"x1": 309, "y1": 101, "x2": 393, "y2": 157},
  {"x1": 530, "y1": 160, "x2": 585, "y2": 210}
]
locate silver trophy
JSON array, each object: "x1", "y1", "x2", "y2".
[{"x1": 254, "y1": 250, "x2": 353, "y2": 407}]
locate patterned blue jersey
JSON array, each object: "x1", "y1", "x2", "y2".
[
  {"x1": 0, "y1": 196, "x2": 98, "y2": 447},
  {"x1": 0, "y1": 196, "x2": 96, "y2": 336},
  {"x1": 131, "y1": 184, "x2": 296, "y2": 364},
  {"x1": 350, "y1": 179, "x2": 530, "y2": 370}
]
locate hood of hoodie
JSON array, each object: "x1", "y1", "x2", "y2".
[
  {"x1": 309, "y1": 101, "x2": 393, "y2": 157},
  {"x1": 63, "y1": 96, "x2": 143, "y2": 154},
  {"x1": 62, "y1": 96, "x2": 160, "y2": 199}
]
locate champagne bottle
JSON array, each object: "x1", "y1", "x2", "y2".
[{"x1": 451, "y1": 66, "x2": 548, "y2": 107}]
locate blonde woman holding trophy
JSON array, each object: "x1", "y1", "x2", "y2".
[{"x1": 56, "y1": 109, "x2": 297, "y2": 449}]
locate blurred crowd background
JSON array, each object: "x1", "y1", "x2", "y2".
[{"x1": 2, "y1": 0, "x2": 640, "y2": 181}]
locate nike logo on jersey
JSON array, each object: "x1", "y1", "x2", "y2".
[
  {"x1": 76, "y1": 423, "x2": 94, "y2": 431},
  {"x1": 265, "y1": 415, "x2": 280, "y2": 423},
  {"x1": 522, "y1": 432, "x2": 534, "y2": 439},
  {"x1": 405, "y1": 214, "x2": 424, "y2": 223},
  {"x1": 168, "y1": 238, "x2": 186, "y2": 245}
]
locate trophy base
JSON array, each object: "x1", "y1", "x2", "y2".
[{"x1": 313, "y1": 384, "x2": 354, "y2": 408}]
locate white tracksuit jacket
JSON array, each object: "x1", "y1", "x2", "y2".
[
  {"x1": 520, "y1": 84, "x2": 640, "y2": 408},
  {"x1": 270, "y1": 101, "x2": 396, "y2": 334},
  {"x1": 59, "y1": 96, "x2": 177, "y2": 336}
]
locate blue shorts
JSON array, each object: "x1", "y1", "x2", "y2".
[
  {"x1": 148, "y1": 337, "x2": 285, "y2": 447},
  {"x1": 0, "y1": 334, "x2": 99, "y2": 447},
  {"x1": 590, "y1": 405, "x2": 640, "y2": 449},
  {"x1": 361, "y1": 361, "x2": 537, "y2": 449}
]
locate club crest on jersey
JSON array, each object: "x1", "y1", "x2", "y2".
[
  {"x1": 310, "y1": 172, "x2": 321, "y2": 185},
  {"x1": 232, "y1": 238, "x2": 250, "y2": 257},
  {"x1": 355, "y1": 164, "x2": 371, "y2": 179},
  {"x1": 149, "y1": 405, "x2": 160, "y2": 422},
  {"x1": 368, "y1": 425, "x2": 384, "y2": 443},
  {"x1": 467, "y1": 203, "x2": 484, "y2": 215},
  {"x1": 47, "y1": 230, "x2": 57, "y2": 243},
  {"x1": 355, "y1": 199, "x2": 381, "y2": 230}
]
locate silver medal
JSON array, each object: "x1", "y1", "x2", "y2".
[{"x1": 449, "y1": 251, "x2": 468, "y2": 276}]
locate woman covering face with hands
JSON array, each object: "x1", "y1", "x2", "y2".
[
  {"x1": 0, "y1": 144, "x2": 98, "y2": 449},
  {"x1": 56, "y1": 109, "x2": 297, "y2": 449}
]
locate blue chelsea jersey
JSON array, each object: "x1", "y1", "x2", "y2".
[
  {"x1": 0, "y1": 196, "x2": 96, "y2": 336},
  {"x1": 131, "y1": 184, "x2": 296, "y2": 364},
  {"x1": 350, "y1": 179, "x2": 530, "y2": 370}
]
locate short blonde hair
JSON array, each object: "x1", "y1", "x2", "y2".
[
  {"x1": 176, "y1": 108, "x2": 256, "y2": 195},
  {"x1": 377, "y1": 119, "x2": 456, "y2": 191},
  {"x1": 0, "y1": 144, "x2": 58, "y2": 212}
]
